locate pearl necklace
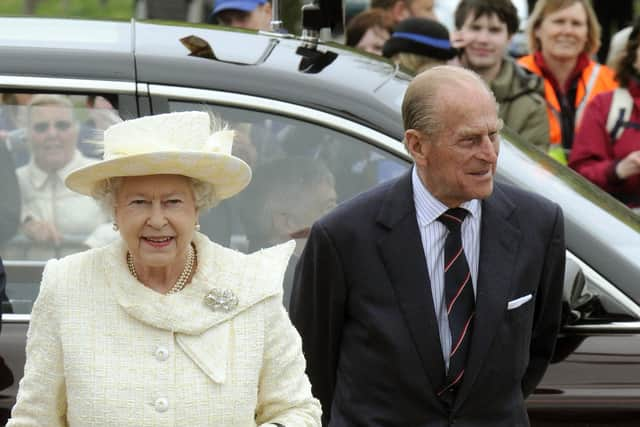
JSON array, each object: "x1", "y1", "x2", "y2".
[{"x1": 127, "y1": 243, "x2": 196, "y2": 295}]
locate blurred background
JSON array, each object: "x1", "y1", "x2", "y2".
[
  {"x1": 3, "y1": 0, "x2": 640, "y2": 64},
  {"x1": 0, "y1": 0, "x2": 302, "y2": 33}
]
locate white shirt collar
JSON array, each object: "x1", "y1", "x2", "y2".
[
  {"x1": 411, "y1": 166, "x2": 480, "y2": 227},
  {"x1": 27, "y1": 149, "x2": 86, "y2": 189}
]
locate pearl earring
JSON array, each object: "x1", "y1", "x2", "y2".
[
  {"x1": 112, "y1": 223, "x2": 119, "y2": 231},
  {"x1": 195, "y1": 223, "x2": 201, "y2": 231}
]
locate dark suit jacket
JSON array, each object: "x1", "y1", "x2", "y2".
[{"x1": 290, "y1": 171, "x2": 565, "y2": 427}]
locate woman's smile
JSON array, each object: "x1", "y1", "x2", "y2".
[{"x1": 141, "y1": 235, "x2": 175, "y2": 248}]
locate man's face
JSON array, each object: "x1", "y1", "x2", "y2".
[
  {"x1": 227, "y1": 2, "x2": 272, "y2": 31},
  {"x1": 28, "y1": 104, "x2": 78, "y2": 173},
  {"x1": 411, "y1": 82, "x2": 500, "y2": 207},
  {"x1": 459, "y1": 12, "x2": 511, "y2": 73},
  {"x1": 356, "y1": 25, "x2": 390, "y2": 55}
]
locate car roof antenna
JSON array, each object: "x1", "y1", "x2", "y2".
[
  {"x1": 269, "y1": 0, "x2": 284, "y2": 33},
  {"x1": 300, "y1": 2, "x2": 323, "y2": 49}
]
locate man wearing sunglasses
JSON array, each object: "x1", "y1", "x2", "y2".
[{"x1": 15, "y1": 94, "x2": 110, "y2": 254}]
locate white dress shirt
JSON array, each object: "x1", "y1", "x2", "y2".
[
  {"x1": 411, "y1": 166, "x2": 481, "y2": 369},
  {"x1": 16, "y1": 150, "x2": 108, "y2": 237}
]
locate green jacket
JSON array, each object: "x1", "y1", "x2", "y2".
[{"x1": 491, "y1": 57, "x2": 550, "y2": 152}]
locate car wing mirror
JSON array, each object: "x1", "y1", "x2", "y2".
[
  {"x1": 180, "y1": 35, "x2": 216, "y2": 60},
  {"x1": 180, "y1": 35, "x2": 279, "y2": 66},
  {"x1": 562, "y1": 257, "x2": 598, "y2": 325},
  {"x1": 296, "y1": 46, "x2": 338, "y2": 74}
]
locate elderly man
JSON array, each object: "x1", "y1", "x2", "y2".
[
  {"x1": 290, "y1": 66, "x2": 565, "y2": 426},
  {"x1": 17, "y1": 94, "x2": 109, "y2": 249}
]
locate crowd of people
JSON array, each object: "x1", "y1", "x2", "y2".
[
  {"x1": 345, "y1": 0, "x2": 640, "y2": 210},
  {"x1": 205, "y1": 0, "x2": 640, "y2": 210},
  {"x1": 0, "y1": 93, "x2": 121, "y2": 260}
]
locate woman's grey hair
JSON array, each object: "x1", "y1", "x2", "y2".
[{"x1": 92, "y1": 176, "x2": 219, "y2": 217}]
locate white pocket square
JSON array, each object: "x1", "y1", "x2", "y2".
[{"x1": 507, "y1": 294, "x2": 532, "y2": 310}]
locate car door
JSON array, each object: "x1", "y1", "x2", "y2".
[
  {"x1": 147, "y1": 84, "x2": 410, "y2": 308},
  {"x1": 497, "y1": 130, "x2": 640, "y2": 426},
  {"x1": 0, "y1": 77, "x2": 139, "y2": 424}
]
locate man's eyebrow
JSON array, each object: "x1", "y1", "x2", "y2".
[
  {"x1": 456, "y1": 123, "x2": 501, "y2": 138},
  {"x1": 456, "y1": 126, "x2": 480, "y2": 137}
]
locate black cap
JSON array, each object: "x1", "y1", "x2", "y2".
[{"x1": 382, "y1": 18, "x2": 458, "y2": 60}]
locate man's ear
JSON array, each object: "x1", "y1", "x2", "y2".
[{"x1": 405, "y1": 129, "x2": 429, "y2": 164}]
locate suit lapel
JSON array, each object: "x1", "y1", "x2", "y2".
[
  {"x1": 377, "y1": 171, "x2": 447, "y2": 400},
  {"x1": 454, "y1": 184, "x2": 521, "y2": 411}
]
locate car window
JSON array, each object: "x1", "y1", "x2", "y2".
[
  {"x1": 0, "y1": 92, "x2": 123, "y2": 314},
  {"x1": 170, "y1": 100, "x2": 409, "y2": 307}
]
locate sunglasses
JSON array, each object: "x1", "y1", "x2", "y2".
[{"x1": 32, "y1": 120, "x2": 73, "y2": 133}]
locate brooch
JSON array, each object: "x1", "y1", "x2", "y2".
[{"x1": 204, "y1": 288, "x2": 239, "y2": 312}]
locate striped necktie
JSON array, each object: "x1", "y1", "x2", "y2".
[{"x1": 437, "y1": 207, "x2": 475, "y2": 400}]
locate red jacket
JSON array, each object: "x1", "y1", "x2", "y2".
[{"x1": 569, "y1": 80, "x2": 640, "y2": 207}]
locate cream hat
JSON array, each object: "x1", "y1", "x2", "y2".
[{"x1": 65, "y1": 111, "x2": 252, "y2": 200}]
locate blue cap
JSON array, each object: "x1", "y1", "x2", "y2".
[{"x1": 213, "y1": 0, "x2": 267, "y2": 14}]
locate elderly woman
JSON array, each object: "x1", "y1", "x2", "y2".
[
  {"x1": 7, "y1": 111, "x2": 321, "y2": 426},
  {"x1": 518, "y1": 0, "x2": 617, "y2": 164},
  {"x1": 569, "y1": 18, "x2": 640, "y2": 211}
]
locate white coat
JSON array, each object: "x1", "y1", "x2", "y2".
[{"x1": 8, "y1": 233, "x2": 321, "y2": 426}]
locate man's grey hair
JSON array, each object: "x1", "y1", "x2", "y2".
[
  {"x1": 27, "y1": 94, "x2": 75, "y2": 121},
  {"x1": 401, "y1": 65, "x2": 498, "y2": 146}
]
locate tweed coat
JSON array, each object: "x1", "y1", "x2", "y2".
[{"x1": 8, "y1": 233, "x2": 321, "y2": 426}]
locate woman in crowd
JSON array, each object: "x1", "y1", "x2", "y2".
[
  {"x1": 382, "y1": 17, "x2": 457, "y2": 74},
  {"x1": 569, "y1": 19, "x2": 640, "y2": 211},
  {"x1": 346, "y1": 8, "x2": 392, "y2": 55},
  {"x1": 7, "y1": 111, "x2": 321, "y2": 426},
  {"x1": 518, "y1": 0, "x2": 617, "y2": 164}
]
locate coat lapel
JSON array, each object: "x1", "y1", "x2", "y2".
[
  {"x1": 454, "y1": 184, "x2": 521, "y2": 410},
  {"x1": 176, "y1": 322, "x2": 230, "y2": 384},
  {"x1": 376, "y1": 171, "x2": 447, "y2": 400}
]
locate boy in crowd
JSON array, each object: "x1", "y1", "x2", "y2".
[{"x1": 453, "y1": 0, "x2": 549, "y2": 151}]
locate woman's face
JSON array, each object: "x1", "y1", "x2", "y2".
[
  {"x1": 535, "y1": 2, "x2": 588, "y2": 61},
  {"x1": 115, "y1": 174, "x2": 198, "y2": 270},
  {"x1": 356, "y1": 25, "x2": 390, "y2": 55}
]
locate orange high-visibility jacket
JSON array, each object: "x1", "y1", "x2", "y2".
[{"x1": 518, "y1": 54, "x2": 618, "y2": 163}]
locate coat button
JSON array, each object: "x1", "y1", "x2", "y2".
[
  {"x1": 154, "y1": 346, "x2": 169, "y2": 361},
  {"x1": 154, "y1": 397, "x2": 169, "y2": 412}
]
